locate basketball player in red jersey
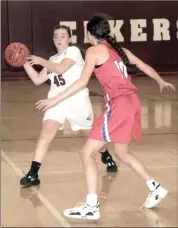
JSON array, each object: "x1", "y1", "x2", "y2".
[{"x1": 35, "y1": 15, "x2": 175, "y2": 219}]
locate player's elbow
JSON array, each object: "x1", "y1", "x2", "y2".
[
  {"x1": 34, "y1": 81, "x2": 42, "y2": 86},
  {"x1": 140, "y1": 64, "x2": 154, "y2": 76},
  {"x1": 34, "y1": 79, "x2": 44, "y2": 86},
  {"x1": 79, "y1": 79, "x2": 87, "y2": 88}
]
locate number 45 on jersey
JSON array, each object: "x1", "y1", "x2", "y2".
[{"x1": 54, "y1": 75, "x2": 66, "y2": 87}]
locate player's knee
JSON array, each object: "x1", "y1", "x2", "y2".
[
  {"x1": 39, "y1": 131, "x2": 55, "y2": 143},
  {"x1": 115, "y1": 150, "x2": 127, "y2": 161},
  {"x1": 80, "y1": 149, "x2": 96, "y2": 164},
  {"x1": 39, "y1": 121, "x2": 59, "y2": 142},
  {"x1": 119, "y1": 153, "x2": 132, "y2": 165},
  {"x1": 39, "y1": 127, "x2": 56, "y2": 143},
  {"x1": 114, "y1": 144, "x2": 129, "y2": 161}
]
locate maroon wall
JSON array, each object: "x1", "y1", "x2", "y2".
[{"x1": 1, "y1": 1, "x2": 178, "y2": 75}]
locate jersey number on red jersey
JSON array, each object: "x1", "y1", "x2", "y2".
[{"x1": 114, "y1": 61, "x2": 128, "y2": 78}]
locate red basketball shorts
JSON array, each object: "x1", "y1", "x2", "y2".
[{"x1": 88, "y1": 93, "x2": 141, "y2": 143}]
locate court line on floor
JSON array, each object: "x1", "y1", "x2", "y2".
[{"x1": 1, "y1": 150, "x2": 71, "y2": 228}]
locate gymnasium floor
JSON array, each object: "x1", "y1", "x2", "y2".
[{"x1": 1, "y1": 75, "x2": 178, "y2": 227}]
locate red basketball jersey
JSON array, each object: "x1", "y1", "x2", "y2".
[{"x1": 94, "y1": 41, "x2": 137, "y2": 99}]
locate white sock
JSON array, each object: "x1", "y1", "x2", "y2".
[
  {"x1": 86, "y1": 194, "x2": 98, "y2": 207},
  {"x1": 146, "y1": 177, "x2": 160, "y2": 191}
]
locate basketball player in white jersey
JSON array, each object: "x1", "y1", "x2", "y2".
[{"x1": 20, "y1": 25, "x2": 117, "y2": 187}]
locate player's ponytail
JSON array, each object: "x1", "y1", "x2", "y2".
[
  {"x1": 87, "y1": 15, "x2": 138, "y2": 74},
  {"x1": 104, "y1": 34, "x2": 137, "y2": 74}
]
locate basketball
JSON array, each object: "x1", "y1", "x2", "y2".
[{"x1": 4, "y1": 42, "x2": 30, "y2": 67}]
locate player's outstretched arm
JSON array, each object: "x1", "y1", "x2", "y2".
[
  {"x1": 23, "y1": 62, "x2": 48, "y2": 85},
  {"x1": 27, "y1": 46, "x2": 83, "y2": 75},
  {"x1": 27, "y1": 56, "x2": 75, "y2": 75},
  {"x1": 123, "y1": 48, "x2": 175, "y2": 92}
]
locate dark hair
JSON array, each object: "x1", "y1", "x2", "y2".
[
  {"x1": 87, "y1": 15, "x2": 138, "y2": 74},
  {"x1": 53, "y1": 24, "x2": 72, "y2": 38}
]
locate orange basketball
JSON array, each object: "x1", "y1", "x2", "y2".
[{"x1": 5, "y1": 42, "x2": 30, "y2": 67}]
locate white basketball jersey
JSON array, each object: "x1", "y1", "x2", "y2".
[{"x1": 47, "y1": 46, "x2": 88, "y2": 99}]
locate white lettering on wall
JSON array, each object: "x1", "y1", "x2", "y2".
[
  {"x1": 108, "y1": 20, "x2": 124, "y2": 42},
  {"x1": 153, "y1": 18, "x2": 170, "y2": 41},
  {"x1": 130, "y1": 19, "x2": 147, "y2": 42},
  {"x1": 58, "y1": 18, "x2": 176, "y2": 43},
  {"x1": 83, "y1": 21, "x2": 89, "y2": 43}
]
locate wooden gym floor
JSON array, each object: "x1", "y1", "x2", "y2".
[{"x1": 1, "y1": 75, "x2": 178, "y2": 227}]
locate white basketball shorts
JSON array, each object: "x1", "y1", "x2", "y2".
[{"x1": 43, "y1": 89, "x2": 93, "y2": 131}]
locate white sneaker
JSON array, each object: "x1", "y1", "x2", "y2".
[
  {"x1": 142, "y1": 185, "x2": 168, "y2": 209},
  {"x1": 63, "y1": 202, "x2": 100, "y2": 220}
]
